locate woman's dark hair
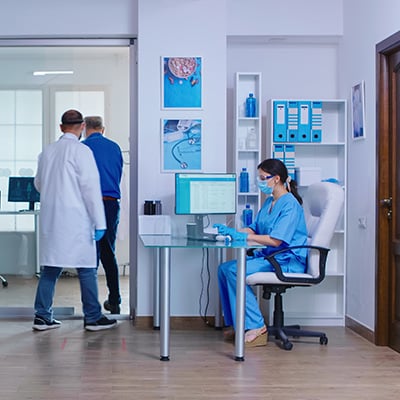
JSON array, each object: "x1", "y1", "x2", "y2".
[{"x1": 257, "y1": 158, "x2": 303, "y2": 205}]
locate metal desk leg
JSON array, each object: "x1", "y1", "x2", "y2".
[
  {"x1": 153, "y1": 248, "x2": 161, "y2": 330},
  {"x1": 34, "y1": 213, "x2": 40, "y2": 277},
  {"x1": 214, "y1": 248, "x2": 223, "y2": 329},
  {"x1": 159, "y1": 247, "x2": 171, "y2": 361},
  {"x1": 234, "y1": 247, "x2": 246, "y2": 361}
]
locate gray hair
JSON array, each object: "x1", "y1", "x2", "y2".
[{"x1": 84, "y1": 116, "x2": 104, "y2": 131}]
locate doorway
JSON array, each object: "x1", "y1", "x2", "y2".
[
  {"x1": 376, "y1": 31, "x2": 400, "y2": 351},
  {"x1": 0, "y1": 39, "x2": 136, "y2": 319}
]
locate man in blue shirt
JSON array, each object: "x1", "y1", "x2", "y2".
[{"x1": 83, "y1": 116, "x2": 123, "y2": 314}]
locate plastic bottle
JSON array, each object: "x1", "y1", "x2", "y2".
[
  {"x1": 154, "y1": 200, "x2": 162, "y2": 215},
  {"x1": 242, "y1": 204, "x2": 253, "y2": 227},
  {"x1": 246, "y1": 127, "x2": 257, "y2": 149},
  {"x1": 239, "y1": 167, "x2": 249, "y2": 193},
  {"x1": 245, "y1": 93, "x2": 256, "y2": 117}
]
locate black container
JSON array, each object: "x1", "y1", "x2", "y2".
[{"x1": 144, "y1": 200, "x2": 162, "y2": 215}]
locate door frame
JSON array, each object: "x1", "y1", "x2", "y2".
[
  {"x1": 0, "y1": 38, "x2": 137, "y2": 318},
  {"x1": 376, "y1": 31, "x2": 400, "y2": 345}
]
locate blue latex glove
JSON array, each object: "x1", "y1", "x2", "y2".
[
  {"x1": 94, "y1": 229, "x2": 106, "y2": 241},
  {"x1": 213, "y1": 224, "x2": 248, "y2": 241}
]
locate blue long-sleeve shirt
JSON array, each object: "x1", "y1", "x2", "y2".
[{"x1": 83, "y1": 132, "x2": 123, "y2": 199}]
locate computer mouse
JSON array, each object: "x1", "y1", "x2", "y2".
[{"x1": 216, "y1": 234, "x2": 230, "y2": 242}]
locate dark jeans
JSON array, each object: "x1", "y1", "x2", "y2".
[{"x1": 98, "y1": 199, "x2": 121, "y2": 306}]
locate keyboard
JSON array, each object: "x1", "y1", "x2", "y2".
[{"x1": 187, "y1": 233, "x2": 218, "y2": 242}]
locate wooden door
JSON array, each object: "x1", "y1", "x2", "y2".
[{"x1": 376, "y1": 31, "x2": 400, "y2": 351}]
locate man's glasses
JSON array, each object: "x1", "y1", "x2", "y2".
[{"x1": 257, "y1": 175, "x2": 274, "y2": 182}]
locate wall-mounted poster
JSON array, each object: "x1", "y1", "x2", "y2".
[
  {"x1": 351, "y1": 80, "x2": 366, "y2": 140},
  {"x1": 162, "y1": 57, "x2": 202, "y2": 109},
  {"x1": 161, "y1": 119, "x2": 202, "y2": 172}
]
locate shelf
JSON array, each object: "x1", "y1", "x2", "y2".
[
  {"x1": 232, "y1": 72, "x2": 262, "y2": 229},
  {"x1": 238, "y1": 192, "x2": 259, "y2": 196},
  {"x1": 267, "y1": 98, "x2": 347, "y2": 326}
]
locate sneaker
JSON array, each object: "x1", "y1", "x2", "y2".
[
  {"x1": 32, "y1": 316, "x2": 61, "y2": 331},
  {"x1": 103, "y1": 300, "x2": 121, "y2": 314},
  {"x1": 84, "y1": 315, "x2": 118, "y2": 332}
]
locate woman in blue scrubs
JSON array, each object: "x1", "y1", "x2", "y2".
[{"x1": 215, "y1": 158, "x2": 307, "y2": 347}]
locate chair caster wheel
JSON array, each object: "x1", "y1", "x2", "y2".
[
  {"x1": 283, "y1": 340, "x2": 293, "y2": 351},
  {"x1": 320, "y1": 336, "x2": 328, "y2": 345}
]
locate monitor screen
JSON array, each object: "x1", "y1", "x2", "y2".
[
  {"x1": 8, "y1": 177, "x2": 40, "y2": 210},
  {"x1": 175, "y1": 173, "x2": 236, "y2": 215}
]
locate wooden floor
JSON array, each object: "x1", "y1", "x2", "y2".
[
  {"x1": 0, "y1": 320, "x2": 399, "y2": 399},
  {"x1": 1, "y1": 276, "x2": 400, "y2": 399}
]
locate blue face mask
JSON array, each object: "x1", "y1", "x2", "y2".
[{"x1": 257, "y1": 180, "x2": 273, "y2": 195}]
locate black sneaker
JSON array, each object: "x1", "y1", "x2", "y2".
[
  {"x1": 103, "y1": 300, "x2": 121, "y2": 314},
  {"x1": 84, "y1": 315, "x2": 118, "y2": 331},
  {"x1": 32, "y1": 316, "x2": 61, "y2": 331}
]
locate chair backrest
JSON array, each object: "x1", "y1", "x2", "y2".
[{"x1": 302, "y1": 182, "x2": 344, "y2": 277}]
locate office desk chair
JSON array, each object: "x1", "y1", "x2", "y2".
[{"x1": 247, "y1": 181, "x2": 344, "y2": 350}]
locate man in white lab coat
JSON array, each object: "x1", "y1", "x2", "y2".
[{"x1": 32, "y1": 109, "x2": 118, "y2": 332}]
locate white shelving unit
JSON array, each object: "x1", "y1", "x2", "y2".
[
  {"x1": 266, "y1": 99, "x2": 347, "y2": 326},
  {"x1": 232, "y1": 72, "x2": 262, "y2": 229}
]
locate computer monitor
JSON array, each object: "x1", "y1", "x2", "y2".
[
  {"x1": 8, "y1": 177, "x2": 40, "y2": 211},
  {"x1": 175, "y1": 173, "x2": 236, "y2": 240}
]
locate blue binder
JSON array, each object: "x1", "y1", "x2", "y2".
[
  {"x1": 311, "y1": 101, "x2": 322, "y2": 142},
  {"x1": 273, "y1": 144, "x2": 285, "y2": 163},
  {"x1": 273, "y1": 101, "x2": 287, "y2": 142},
  {"x1": 287, "y1": 101, "x2": 298, "y2": 142},
  {"x1": 284, "y1": 144, "x2": 296, "y2": 169},
  {"x1": 298, "y1": 101, "x2": 311, "y2": 142}
]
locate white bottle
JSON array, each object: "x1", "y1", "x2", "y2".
[{"x1": 246, "y1": 127, "x2": 257, "y2": 149}]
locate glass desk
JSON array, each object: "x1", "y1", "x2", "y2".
[{"x1": 139, "y1": 234, "x2": 263, "y2": 362}]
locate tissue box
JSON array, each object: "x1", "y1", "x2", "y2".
[{"x1": 295, "y1": 167, "x2": 322, "y2": 186}]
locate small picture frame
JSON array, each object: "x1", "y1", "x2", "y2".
[
  {"x1": 161, "y1": 118, "x2": 202, "y2": 172},
  {"x1": 351, "y1": 80, "x2": 366, "y2": 140},
  {"x1": 161, "y1": 56, "x2": 202, "y2": 109}
]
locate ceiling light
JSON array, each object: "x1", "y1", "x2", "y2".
[{"x1": 33, "y1": 70, "x2": 74, "y2": 76}]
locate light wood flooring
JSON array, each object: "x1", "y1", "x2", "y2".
[
  {"x1": 0, "y1": 277, "x2": 400, "y2": 399},
  {"x1": 0, "y1": 274, "x2": 130, "y2": 315}
]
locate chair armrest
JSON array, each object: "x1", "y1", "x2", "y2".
[{"x1": 265, "y1": 245, "x2": 330, "y2": 284}]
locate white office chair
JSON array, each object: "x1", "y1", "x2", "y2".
[{"x1": 246, "y1": 181, "x2": 344, "y2": 350}]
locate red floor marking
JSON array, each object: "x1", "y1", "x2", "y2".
[
  {"x1": 61, "y1": 338, "x2": 67, "y2": 350},
  {"x1": 121, "y1": 337, "x2": 127, "y2": 351}
]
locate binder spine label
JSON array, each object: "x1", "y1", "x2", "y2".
[{"x1": 287, "y1": 101, "x2": 298, "y2": 142}]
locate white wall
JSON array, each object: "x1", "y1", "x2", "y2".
[
  {"x1": 0, "y1": 0, "x2": 137, "y2": 38},
  {"x1": 1, "y1": 0, "x2": 386, "y2": 328},
  {"x1": 339, "y1": 0, "x2": 400, "y2": 331},
  {"x1": 227, "y1": 0, "x2": 343, "y2": 36},
  {"x1": 136, "y1": 0, "x2": 228, "y2": 316}
]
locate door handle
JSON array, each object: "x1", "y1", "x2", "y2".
[
  {"x1": 381, "y1": 197, "x2": 392, "y2": 220},
  {"x1": 380, "y1": 197, "x2": 392, "y2": 208}
]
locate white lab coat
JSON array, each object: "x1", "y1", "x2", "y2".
[{"x1": 35, "y1": 133, "x2": 106, "y2": 268}]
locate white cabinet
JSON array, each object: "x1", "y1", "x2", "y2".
[
  {"x1": 267, "y1": 99, "x2": 347, "y2": 326},
  {"x1": 231, "y1": 72, "x2": 262, "y2": 229}
]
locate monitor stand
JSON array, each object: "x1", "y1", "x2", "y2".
[
  {"x1": 186, "y1": 215, "x2": 217, "y2": 242},
  {"x1": 29, "y1": 201, "x2": 35, "y2": 211}
]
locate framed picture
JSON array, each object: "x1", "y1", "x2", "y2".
[
  {"x1": 161, "y1": 56, "x2": 202, "y2": 109},
  {"x1": 351, "y1": 80, "x2": 366, "y2": 140},
  {"x1": 161, "y1": 118, "x2": 202, "y2": 172}
]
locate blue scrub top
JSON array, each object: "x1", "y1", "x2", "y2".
[{"x1": 249, "y1": 192, "x2": 308, "y2": 265}]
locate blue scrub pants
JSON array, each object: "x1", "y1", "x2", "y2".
[
  {"x1": 218, "y1": 256, "x2": 274, "y2": 331},
  {"x1": 34, "y1": 266, "x2": 102, "y2": 323},
  {"x1": 97, "y1": 199, "x2": 121, "y2": 306}
]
